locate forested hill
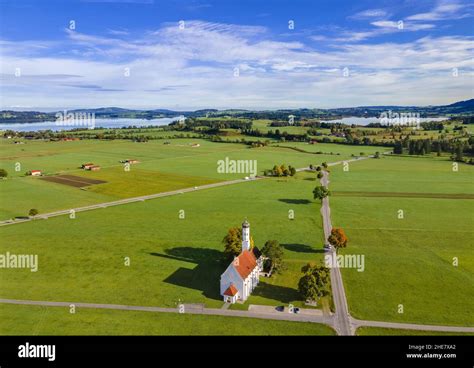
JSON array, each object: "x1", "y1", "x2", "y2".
[{"x1": 1, "y1": 99, "x2": 473, "y2": 124}]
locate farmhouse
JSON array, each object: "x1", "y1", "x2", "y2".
[
  {"x1": 126, "y1": 159, "x2": 139, "y2": 164},
  {"x1": 30, "y1": 170, "x2": 42, "y2": 176},
  {"x1": 89, "y1": 165, "x2": 101, "y2": 171},
  {"x1": 62, "y1": 137, "x2": 79, "y2": 141},
  {"x1": 220, "y1": 220, "x2": 263, "y2": 304},
  {"x1": 82, "y1": 163, "x2": 94, "y2": 170}
]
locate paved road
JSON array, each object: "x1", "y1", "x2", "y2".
[
  {"x1": 2, "y1": 298, "x2": 472, "y2": 334},
  {"x1": 0, "y1": 164, "x2": 323, "y2": 227},
  {"x1": 317, "y1": 156, "x2": 474, "y2": 335},
  {"x1": 0, "y1": 158, "x2": 363, "y2": 227},
  {"x1": 0, "y1": 177, "x2": 265, "y2": 227},
  {"x1": 0, "y1": 298, "x2": 333, "y2": 327},
  {"x1": 4, "y1": 155, "x2": 472, "y2": 334},
  {"x1": 351, "y1": 317, "x2": 474, "y2": 333},
  {"x1": 319, "y1": 169, "x2": 353, "y2": 336},
  {"x1": 318, "y1": 156, "x2": 373, "y2": 335}
]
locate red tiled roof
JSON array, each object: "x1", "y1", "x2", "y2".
[
  {"x1": 31, "y1": 170, "x2": 41, "y2": 172},
  {"x1": 223, "y1": 284, "x2": 238, "y2": 296},
  {"x1": 233, "y1": 250, "x2": 257, "y2": 279}
]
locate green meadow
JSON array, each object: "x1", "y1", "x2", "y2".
[
  {"x1": 1, "y1": 137, "x2": 472, "y2": 333},
  {"x1": 329, "y1": 155, "x2": 474, "y2": 326},
  {"x1": 0, "y1": 138, "x2": 383, "y2": 219},
  {"x1": 0, "y1": 304, "x2": 335, "y2": 335},
  {"x1": 356, "y1": 327, "x2": 473, "y2": 336},
  {"x1": 0, "y1": 171, "x2": 326, "y2": 312},
  {"x1": 275, "y1": 142, "x2": 390, "y2": 156}
]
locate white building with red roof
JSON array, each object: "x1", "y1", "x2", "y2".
[{"x1": 220, "y1": 220, "x2": 263, "y2": 304}]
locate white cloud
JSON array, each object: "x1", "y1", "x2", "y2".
[
  {"x1": 406, "y1": 1, "x2": 470, "y2": 21},
  {"x1": 349, "y1": 9, "x2": 389, "y2": 20},
  {"x1": 372, "y1": 20, "x2": 435, "y2": 31},
  {"x1": 1, "y1": 20, "x2": 473, "y2": 109}
]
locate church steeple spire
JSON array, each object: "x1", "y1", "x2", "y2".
[{"x1": 242, "y1": 219, "x2": 250, "y2": 251}]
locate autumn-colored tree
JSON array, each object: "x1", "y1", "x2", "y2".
[
  {"x1": 328, "y1": 228, "x2": 348, "y2": 251},
  {"x1": 222, "y1": 226, "x2": 254, "y2": 261},
  {"x1": 271, "y1": 164, "x2": 296, "y2": 177},
  {"x1": 272, "y1": 165, "x2": 283, "y2": 177}
]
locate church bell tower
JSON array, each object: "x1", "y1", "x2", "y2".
[{"x1": 242, "y1": 219, "x2": 250, "y2": 251}]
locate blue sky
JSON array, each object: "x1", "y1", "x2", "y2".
[{"x1": 0, "y1": 0, "x2": 473, "y2": 110}]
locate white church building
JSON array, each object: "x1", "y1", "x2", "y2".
[{"x1": 220, "y1": 220, "x2": 264, "y2": 304}]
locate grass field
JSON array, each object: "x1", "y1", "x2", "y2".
[
  {"x1": 274, "y1": 142, "x2": 390, "y2": 156},
  {"x1": 356, "y1": 327, "x2": 473, "y2": 336},
  {"x1": 0, "y1": 304, "x2": 335, "y2": 335},
  {"x1": 0, "y1": 171, "x2": 326, "y2": 312},
  {"x1": 1, "y1": 136, "x2": 472, "y2": 334},
  {"x1": 75, "y1": 167, "x2": 220, "y2": 198},
  {"x1": 0, "y1": 138, "x2": 386, "y2": 219},
  {"x1": 329, "y1": 155, "x2": 474, "y2": 326}
]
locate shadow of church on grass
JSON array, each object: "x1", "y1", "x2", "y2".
[
  {"x1": 281, "y1": 243, "x2": 324, "y2": 254},
  {"x1": 150, "y1": 247, "x2": 224, "y2": 302},
  {"x1": 278, "y1": 198, "x2": 312, "y2": 205},
  {"x1": 250, "y1": 281, "x2": 301, "y2": 304}
]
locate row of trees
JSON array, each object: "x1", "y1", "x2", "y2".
[
  {"x1": 264, "y1": 164, "x2": 297, "y2": 177},
  {"x1": 298, "y1": 164, "x2": 350, "y2": 303},
  {"x1": 297, "y1": 229, "x2": 348, "y2": 302},
  {"x1": 171, "y1": 117, "x2": 252, "y2": 131},
  {"x1": 393, "y1": 137, "x2": 474, "y2": 164}
]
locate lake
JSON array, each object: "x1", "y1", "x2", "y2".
[
  {"x1": 0, "y1": 115, "x2": 449, "y2": 132},
  {"x1": 0, "y1": 117, "x2": 182, "y2": 132},
  {"x1": 320, "y1": 116, "x2": 447, "y2": 126}
]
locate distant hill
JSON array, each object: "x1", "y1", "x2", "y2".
[
  {"x1": 1, "y1": 99, "x2": 473, "y2": 124},
  {"x1": 326, "y1": 99, "x2": 474, "y2": 115},
  {"x1": 443, "y1": 99, "x2": 474, "y2": 111},
  {"x1": 69, "y1": 107, "x2": 137, "y2": 114}
]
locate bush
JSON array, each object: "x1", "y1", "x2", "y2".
[{"x1": 28, "y1": 208, "x2": 39, "y2": 217}]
